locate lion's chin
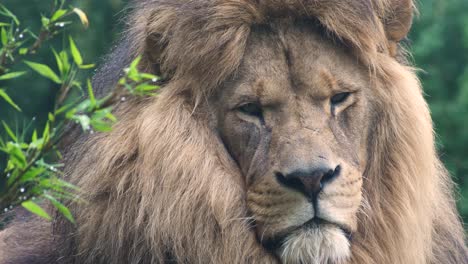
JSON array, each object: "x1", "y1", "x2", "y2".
[{"x1": 277, "y1": 225, "x2": 351, "y2": 264}]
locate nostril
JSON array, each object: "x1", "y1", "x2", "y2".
[
  {"x1": 321, "y1": 165, "x2": 341, "y2": 185},
  {"x1": 275, "y1": 172, "x2": 304, "y2": 193}
]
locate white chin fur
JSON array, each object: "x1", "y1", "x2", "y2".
[{"x1": 278, "y1": 225, "x2": 350, "y2": 264}]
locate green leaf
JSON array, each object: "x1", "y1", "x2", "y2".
[
  {"x1": 78, "y1": 63, "x2": 95, "y2": 70},
  {"x1": 52, "y1": 49, "x2": 64, "y2": 77},
  {"x1": 51, "y1": 9, "x2": 67, "y2": 22},
  {"x1": 43, "y1": 194, "x2": 75, "y2": 223},
  {"x1": 135, "y1": 83, "x2": 160, "y2": 94},
  {"x1": 89, "y1": 108, "x2": 116, "y2": 132},
  {"x1": 87, "y1": 79, "x2": 95, "y2": 107},
  {"x1": 70, "y1": 80, "x2": 82, "y2": 91},
  {"x1": 1, "y1": 27, "x2": 7, "y2": 45},
  {"x1": 140, "y1": 73, "x2": 158, "y2": 80},
  {"x1": 5, "y1": 142, "x2": 27, "y2": 169},
  {"x1": 69, "y1": 37, "x2": 83, "y2": 65},
  {"x1": 55, "y1": 102, "x2": 76, "y2": 115},
  {"x1": 19, "y1": 48, "x2": 28, "y2": 55},
  {"x1": 31, "y1": 129, "x2": 38, "y2": 142},
  {"x1": 19, "y1": 166, "x2": 46, "y2": 183},
  {"x1": 21, "y1": 201, "x2": 52, "y2": 220},
  {"x1": 30, "y1": 136, "x2": 44, "y2": 149},
  {"x1": 41, "y1": 16, "x2": 50, "y2": 27},
  {"x1": 72, "y1": 99, "x2": 91, "y2": 113},
  {"x1": 0, "y1": 71, "x2": 26, "y2": 80},
  {"x1": 90, "y1": 119, "x2": 113, "y2": 132},
  {"x1": 1, "y1": 121, "x2": 17, "y2": 141},
  {"x1": 105, "y1": 111, "x2": 117, "y2": 122},
  {"x1": 25, "y1": 61, "x2": 61, "y2": 84},
  {"x1": 42, "y1": 121, "x2": 50, "y2": 142},
  {"x1": 55, "y1": 178, "x2": 79, "y2": 191},
  {"x1": 55, "y1": 150, "x2": 63, "y2": 159},
  {"x1": 0, "y1": 89, "x2": 21, "y2": 111},
  {"x1": 59, "y1": 51, "x2": 70, "y2": 75},
  {"x1": 125, "y1": 57, "x2": 143, "y2": 82},
  {"x1": 48, "y1": 113, "x2": 55, "y2": 122},
  {"x1": 129, "y1": 56, "x2": 141, "y2": 70}
]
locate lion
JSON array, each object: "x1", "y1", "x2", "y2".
[{"x1": 0, "y1": 0, "x2": 467, "y2": 263}]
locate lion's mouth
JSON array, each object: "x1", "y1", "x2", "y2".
[{"x1": 262, "y1": 217, "x2": 353, "y2": 251}]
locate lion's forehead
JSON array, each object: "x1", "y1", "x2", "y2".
[{"x1": 238, "y1": 22, "x2": 369, "y2": 99}]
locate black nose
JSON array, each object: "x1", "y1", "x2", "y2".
[{"x1": 276, "y1": 165, "x2": 341, "y2": 198}]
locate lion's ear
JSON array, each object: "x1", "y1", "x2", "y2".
[
  {"x1": 382, "y1": 0, "x2": 414, "y2": 57},
  {"x1": 145, "y1": 33, "x2": 166, "y2": 78}
]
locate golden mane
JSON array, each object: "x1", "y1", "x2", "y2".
[{"x1": 1, "y1": 1, "x2": 466, "y2": 263}]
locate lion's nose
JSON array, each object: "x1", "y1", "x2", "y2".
[{"x1": 276, "y1": 165, "x2": 341, "y2": 198}]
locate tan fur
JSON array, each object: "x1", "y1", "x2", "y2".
[{"x1": 1, "y1": 1, "x2": 466, "y2": 263}]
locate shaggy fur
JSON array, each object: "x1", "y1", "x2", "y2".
[{"x1": 1, "y1": 0, "x2": 467, "y2": 263}]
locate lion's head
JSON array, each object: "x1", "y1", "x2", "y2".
[
  {"x1": 213, "y1": 22, "x2": 370, "y2": 263},
  {"x1": 1, "y1": 1, "x2": 466, "y2": 264}
]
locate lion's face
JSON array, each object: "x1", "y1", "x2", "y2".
[{"x1": 213, "y1": 22, "x2": 371, "y2": 264}]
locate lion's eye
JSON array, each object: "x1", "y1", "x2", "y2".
[
  {"x1": 238, "y1": 103, "x2": 263, "y2": 118},
  {"x1": 330, "y1": 92, "x2": 351, "y2": 105}
]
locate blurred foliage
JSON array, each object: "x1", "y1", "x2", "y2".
[
  {"x1": 410, "y1": 0, "x2": 468, "y2": 223},
  {"x1": 0, "y1": 0, "x2": 95, "y2": 222},
  {"x1": 0, "y1": 0, "x2": 466, "y2": 223},
  {"x1": 0, "y1": 0, "x2": 126, "y2": 127},
  {"x1": 0, "y1": 0, "x2": 159, "y2": 223}
]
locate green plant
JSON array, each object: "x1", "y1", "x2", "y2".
[{"x1": 0, "y1": 0, "x2": 159, "y2": 223}]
